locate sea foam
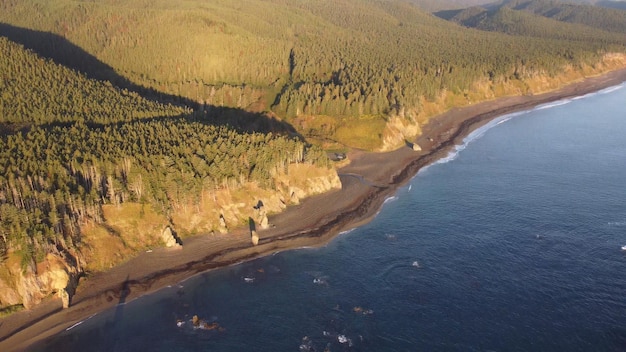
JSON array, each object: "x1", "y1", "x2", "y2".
[
  {"x1": 420, "y1": 83, "x2": 626, "y2": 173},
  {"x1": 383, "y1": 196, "x2": 398, "y2": 205},
  {"x1": 534, "y1": 99, "x2": 572, "y2": 111},
  {"x1": 598, "y1": 83, "x2": 625, "y2": 95},
  {"x1": 423, "y1": 111, "x2": 524, "y2": 171},
  {"x1": 65, "y1": 313, "x2": 98, "y2": 331}
]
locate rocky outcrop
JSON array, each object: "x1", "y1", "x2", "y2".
[
  {"x1": 0, "y1": 253, "x2": 80, "y2": 309},
  {"x1": 283, "y1": 165, "x2": 342, "y2": 205},
  {"x1": 0, "y1": 163, "x2": 341, "y2": 313},
  {"x1": 378, "y1": 115, "x2": 422, "y2": 152},
  {"x1": 218, "y1": 213, "x2": 228, "y2": 234},
  {"x1": 251, "y1": 230, "x2": 259, "y2": 246},
  {"x1": 254, "y1": 201, "x2": 270, "y2": 230},
  {"x1": 0, "y1": 275, "x2": 22, "y2": 307},
  {"x1": 161, "y1": 226, "x2": 181, "y2": 248}
]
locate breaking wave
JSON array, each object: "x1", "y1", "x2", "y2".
[{"x1": 422, "y1": 111, "x2": 524, "y2": 170}]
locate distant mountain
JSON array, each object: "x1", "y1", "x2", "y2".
[
  {"x1": 497, "y1": 0, "x2": 626, "y2": 33},
  {"x1": 419, "y1": 0, "x2": 624, "y2": 11},
  {"x1": 405, "y1": 0, "x2": 495, "y2": 11},
  {"x1": 443, "y1": 0, "x2": 626, "y2": 36},
  {"x1": 596, "y1": 0, "x2": 626, "y2": 10}
]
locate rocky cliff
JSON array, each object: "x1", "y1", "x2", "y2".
[
  {"x1": 0, "y1": 253, "x2": 80, "y2": 310},
  {"x1": 0, "y1": 164, "x2": 340, "y2": 312}
]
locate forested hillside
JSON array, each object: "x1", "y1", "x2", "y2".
[
  {"x1": 0, "y1": 36, "x2": 331, "y2": 309},
  {"x1": 1, "y1": 0, "x2": 625, "y2": 149},
  {"x1": 1, "y1": 0, "x2": 626, "y2": 311}
]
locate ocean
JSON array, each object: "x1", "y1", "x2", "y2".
[{"x1": 32, "y1": 83, "x2": 626, "y2": 351}]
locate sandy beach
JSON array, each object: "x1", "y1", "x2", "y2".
[{"x1": 2, "y1": 67, "x2": 626, "y2": 351}]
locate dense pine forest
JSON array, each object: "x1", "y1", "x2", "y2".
[
  {"x1": 0, "y1": 36, "x2": 328, "y2": 276},
  {"x1": 1, "y1": 0, "x2": 625, "y2": 148},
  {"x1": 1, "y1": 0, "x2": 626, "y2": 310}
]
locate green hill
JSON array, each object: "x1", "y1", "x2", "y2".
[{"x1": 1, "y1": 0, "x2": 624, "y2": 149}]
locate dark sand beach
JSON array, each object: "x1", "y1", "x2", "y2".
[{"x1": 2, "y1": 68, "x2": 626, "y2": 351}]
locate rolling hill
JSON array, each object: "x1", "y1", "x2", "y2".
[{"x1": 1, "y1": 0, "x2": 625, "y2": 150}]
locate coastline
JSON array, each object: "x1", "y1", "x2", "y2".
[{"x1": 2, "y1": 68, "x2": 626, "y2": 351}]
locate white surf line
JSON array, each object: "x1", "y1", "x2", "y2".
[
  {"x1": 65, "y1": 321, "x2": 84, "y2": 331},
  {"x1": 65, "y1": 313, "x2": 98, "y2": 331}
]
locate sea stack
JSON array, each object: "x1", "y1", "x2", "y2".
[{"x1": 251, "y1": 230, "x2": 259, "y2": 246}]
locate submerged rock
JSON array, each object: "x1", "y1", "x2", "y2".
[{"x1": 188, "y1": 315, "x2": 222, "y2": 331}]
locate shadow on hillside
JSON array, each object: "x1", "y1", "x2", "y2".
[
  {"x1": 24, "y1": 107, "x2": 302, "y2": 139},
  {"x1": 199, "y1": 106, "x2": 301, "y2": 137},
  {"x1": 0, "y1": 22, "x2": 301, "y2": 137},
  {"x1": 433, "y1": 9, "x2": 463, "y2": 20},
  {"x1": 0, "y1": 23, "x2": 198, "y2": 108}
]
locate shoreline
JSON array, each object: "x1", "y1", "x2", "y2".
[{"x1": 2, "y1": 68, "x2": 626, "y2": 351}]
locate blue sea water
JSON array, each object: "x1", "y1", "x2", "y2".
[{"x1": 34, "y1": 83, "x2": 626, "y2": 352}]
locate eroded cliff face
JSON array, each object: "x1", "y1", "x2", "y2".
[
  {"x1": 377, "y1": 53, "x2": 626, "y2": 152},
  {"x1": 170, "y1": 163, "x2": 341, "y2": 235},
  {"x1": 0, "y1": 253, "x2": 79, "y2": 309},
  {"x1": 378, "y1": 115, "x2": 422, "y2": 152},
  {"x1": 0, "y1": 164, "x2": 340, "y2": 312}
]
